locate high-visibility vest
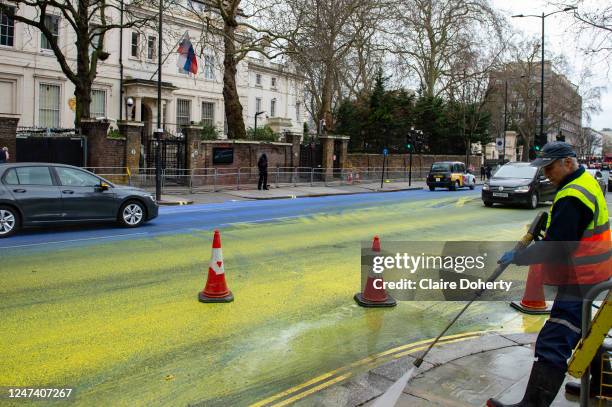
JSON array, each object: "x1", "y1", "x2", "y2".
[{"x1": 542, "y1": 171, "x2": 611, "y2": 285}]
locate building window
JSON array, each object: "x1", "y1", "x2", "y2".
[
  {"x1": 131, "y1": 32, "x2": 139, "y2": 57},
  {"x1": 0, "y1": 6, "x2": 15, "y2": 47},
  {"x1": 39, "y1": 83, "x2": 60, "y2": 128},
  {"x1": 201, "y1": 101, "x2": 214, "y2": 127},
  {"x1": 270, "y1": 99, "x2": 276, "y2": 117},
  {"x1": 147, "y1": 35, "x2": 156, "y2": 60},
  {"x1": 176, "y1": 99, "x2": 191, "y2": 129},
  {"x1": 296, "y1": 102, "x2": 301, "y2": 122},
  {"x1": 204, "y1": 54, "x2": 215, "y2": 80},
  {"x1": 255, "y1": 73, "x2": 262, "y2": 86},
  {"x1": 90, "y1": 89, "x2": 106, "y2": 118},
  {"x1": 41, "y1": 15, "x2": 59, "y2": 50},
  {"x1": 271, "y1": 77, "x2": 277, "y2": 88},
  {"x1": 255, "y1": 98, "x2": 262, "y2": 113}
]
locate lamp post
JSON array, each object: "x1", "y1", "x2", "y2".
[
  {"x1": 154, "y1": 0, "x2": 164, "y2": 201},
  {"x1": 254, "y1": 111, "x2": 265, "y2": 138},
  {"x1": 512, "y1": 6, "x2": 576, "y2": 152}
]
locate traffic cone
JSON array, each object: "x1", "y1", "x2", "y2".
[
  {"x1": 354, "y1": 236, "x2": 397, "y2": 307},
  {"x1": 198, "y1": 230, "x2": 234, "y2": 303},
  {"x1": 510, "y1": 264, "x2": 550, "y2": 314}
]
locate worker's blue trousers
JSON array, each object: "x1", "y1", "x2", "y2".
[{"x1": 534, "y1": 285, "x2": 594, "y2": 371}]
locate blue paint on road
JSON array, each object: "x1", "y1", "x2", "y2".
[{"x1": 0, "y1": 188, "x2": 481, "y2": 251}]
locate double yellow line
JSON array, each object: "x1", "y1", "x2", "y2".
[{"x1": 251, "y1": 330, "x2": 488, "y2": 407}]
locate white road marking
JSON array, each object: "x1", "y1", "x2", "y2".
[
  {"x1": 0, "y1": 232, "x2": 148, "y2": 250},
  {"x1": 220, "y1": 214, "x2": 304, "y2": 226}
]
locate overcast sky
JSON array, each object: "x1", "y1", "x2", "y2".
[{"x1": 490, "y1": 0, "x2": 611, "y2": 131}]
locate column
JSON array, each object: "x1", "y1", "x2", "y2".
[
  {"x1": 182, "y1": 125, "x2": 203, "y2": 171},
  {"x1": 134, "y1": 97, "x2": 142, "y2": 122},
  {"x1": 80, "y1": 118, "x2": 111, "y2": 168},
  {"x1": 118, "y1": 120, "x2": 144, "y2": 172},
  {"x1": 0, "y1": 114, "x2": 19, "y2": 163}
]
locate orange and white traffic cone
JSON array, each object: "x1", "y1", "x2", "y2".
[
  {"x1": 354, "y1": 236, "x2": 397, "y2": 307},
  {"x1": 198, "y1": 230, "x2": 234, "y2": 303},
  {"x1": 510, "y1": 264, "x2": 550, "y2": 314}
]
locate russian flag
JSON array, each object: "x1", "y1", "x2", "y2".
[{"x1": 177, "y1": 33, "x2": 198, "y2": 75}]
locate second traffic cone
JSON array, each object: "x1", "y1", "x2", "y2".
[
  {"x1": 510, "y1": 264, "x2": 550, "y2": 314},
  {"x1": 198, "y1": 230, "x2": 234, "y2": 303},
  {"x1": 354, "y1": 236, "x2": 396, "y2": 307}
]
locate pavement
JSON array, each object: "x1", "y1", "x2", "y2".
[
  {"x1": 284, "y1": 331, "x2": 611, "y2": 407},
  {"x1": 158, "y1": 181, "x2": 434, "y2": 205}
]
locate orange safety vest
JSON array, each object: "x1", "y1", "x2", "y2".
[{"x1": 541, "y1": 171, "x2": 611, "y2": 285}]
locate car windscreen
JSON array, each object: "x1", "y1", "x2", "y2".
[
  {"x1": 493, "y1": 165, "x2": 537, "y2": 179},
  {"x1": 431, "y1": 163, "x2": 451, "y2": 172}
]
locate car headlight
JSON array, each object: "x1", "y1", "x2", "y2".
[
  {"x1": 515, "y1": 185, "x2": 531, "y2": 193},
  {"x1": 483, "y1": 184, "x2": 490, "y2": 191}
]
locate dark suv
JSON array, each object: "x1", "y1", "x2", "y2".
[
  {"x1": 482, "y1": 162, "x2": 556, "y2": 209},
  {"x1": 0, "y1": 163, "x2": 159, "y2": 237}
]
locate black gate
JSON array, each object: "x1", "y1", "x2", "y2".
[
  {"x1": 145, "y1": 135, "x2": 186, "y2": 184},
  {"x1": 16, "y1": 128, "x2": 85, "y2": 166},
  {"x1": 300, "y1": 142, "x2": 323, "y2": 168}
]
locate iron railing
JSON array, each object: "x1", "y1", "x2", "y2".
[{"x1": 83, "y1": 166, "x2": 430, "y2": 194}]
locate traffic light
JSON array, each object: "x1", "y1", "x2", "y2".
[
  {"x1": 534, "y1": 145, "x2": 541, "y2": 152},
  {"x1": 406, "y1": 142, "x2": 413, "y2": 151}
]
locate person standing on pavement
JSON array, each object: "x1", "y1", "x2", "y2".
[
  {"x1": 257, "y1": 153, "x2": 268, "y2": 190},
  {"x1": 485, "y1": 165, "x2": 492, "y2": 180},
  {"x1": 0, "y1": 147, "x2": 7, "y2": 163},
  {"x1": 480, "y1": 165, "x2": 486, "y2": 181},
  {"x1": 487, "y1": 142, "x2": 611, "y2": 407}
]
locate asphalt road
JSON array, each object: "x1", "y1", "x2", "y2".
[
  {"x1": 0, "y1": 187, "x2": 481, "y2": 250},
  {"x1": 3, "y1": 186, "x2": 606, "y2": 406}
]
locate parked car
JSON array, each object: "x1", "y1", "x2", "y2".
[
  {"x1": 585, "y1": 169, "x2": 607, "y2": 196},
  {"x1": 427, "y1": 161, "x2": 476, "y2": 191},
  {"x1": 482, "y1": 162, "x2": 556, "y2": 209},
  {"x1": 0, "y1": 163, "x2": 158, "y2": 237}
]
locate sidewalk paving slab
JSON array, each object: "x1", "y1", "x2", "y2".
[{"x1": 296, "y1": 332, "x2": 598, "y2": 407}]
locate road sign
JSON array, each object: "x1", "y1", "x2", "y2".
[{"x1": 383, "y1": 148, "x2": 388, "y2": 156}]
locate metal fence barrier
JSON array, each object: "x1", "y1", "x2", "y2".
[{"x1": 84, "y1": 166, "x2": 429, "y2": 194}]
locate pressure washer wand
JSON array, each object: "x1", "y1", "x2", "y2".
[{"x1": 413, "y1": 211, "x2": 548, "y2": 368}]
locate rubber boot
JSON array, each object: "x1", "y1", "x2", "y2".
[
  {"x1": 486, "y1": 361, "x2": 566, "y2": 407},
  {"x1": 565, "y1": 349, "x2": 612, "y2": 398}
]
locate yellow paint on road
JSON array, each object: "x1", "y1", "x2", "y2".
[{"x1": 0, "y1": 194, "x2": 548, "y2": 406}]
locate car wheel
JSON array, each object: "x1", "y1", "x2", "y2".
[
  {"x1": 527, "y1": 193, "x2": 539, "y2": 209},
  {"x1": 483, "y1": 201, "x2": 493, "y2": 207},
  {"x1": 449, "y1": 180, "x2": 459, "y2": 191},
  {"x1": 0, "y1": 205, "x2": 20, "y2": 238},
  {"x1": 119, "y1": 200, "x2": 146, "y2": 228},
  {"x1": 429, "y1": 185, "x2": 435, "y2": 191}
]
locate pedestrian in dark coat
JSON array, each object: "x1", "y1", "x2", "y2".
[
  {"x1": 258, "y1": 153, "x2": 268, "y2": 190},
  {"x1": 485, "y1": 166, "x2": 492, "y2": 180},
  {"x1": 480, "y1": 165, "x2": 486, "y2": 180}
]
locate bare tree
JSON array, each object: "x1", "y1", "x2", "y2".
[
  {"x1": 390, "y1": 0, "x2": 504, "y2": 99},
  {"x1": 549, "y1": 0, "x2": 612, "y2": 61},
  {"x1": 175, "y1": 0, "x2": 289, "y2": 139},
  {"x1": 280, "y1": 0, "x2": 385, "y2": 133},
  {"x1": 0, "y1": 0, "x2": 151, "y2": 127}
]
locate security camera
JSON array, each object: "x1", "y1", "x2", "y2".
[{"x1": 126, "y1": 97, "x2": 134, "y2": 107}]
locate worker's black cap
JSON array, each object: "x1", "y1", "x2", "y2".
[{"x1": 531, "y1": 141, "x2": 576, "y2": 167}]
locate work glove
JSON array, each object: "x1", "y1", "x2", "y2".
[{"x1": 498, "y1": 250, "x2": 516, "y2": 265}]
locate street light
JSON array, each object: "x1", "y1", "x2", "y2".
[
  {"x1": 254, "y1": 111, "x2": 266, "y2": 138},
  {"x1": 512, "y1": 6, "x2": 577, "y2": 153}
]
